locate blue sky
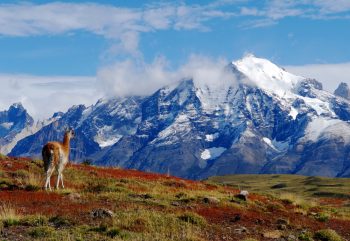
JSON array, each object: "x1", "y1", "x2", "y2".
[{"x1": 0, "y1": 0, "x2": 350, "y2": 118}]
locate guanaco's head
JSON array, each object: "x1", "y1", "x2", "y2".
[{"x1": 64, "y1": 127, "x2": 75, "y2": 139}]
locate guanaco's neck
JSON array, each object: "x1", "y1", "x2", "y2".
[{"x1": 62, "y1": 134, "x2": 71, "y2": 153}]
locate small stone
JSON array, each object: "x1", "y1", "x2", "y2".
[
  {"x1": 276, "y1": 218, "x2": 289, "y2": 225},
  {"x1": 240, "y1": 190, "x2": 249, "y2": 196},
  {"x1": 255, "y1": 218, "x2": 265, "y2": 225},
  {"x1": 5, "y1": 163, "x2": 12, "y2": 168},
  {"x1": 171, "y1": 201, "x2": 181, "y2": 206},
  {"x1": 230, "y1": 214, "x2": 241, "y2": 223},
  {"x1": 68, "y1": 193, "x2": 81, "y2": 202},
  {"x1": 129, "y1": 193, "x2": 152, "y2": 199},
  {"x1": 287, "y1": 234, "x2": 297, "y2": 241},
  {"x1": 234, "y1": 226, "x2": 248, "y2": 234},
  {"x1": 263, "y1": 230, "x2": 282, "y2": 239},
  {"x1": 277, "y1": 224, "x2": 287, "y2": 230},
  {"x1": 235, "y1": 190, "x2": 249, "y2": 201},
  {"x1": 203, "y1": 196, "x2": 220, "y2": 204},
  {"x1": 91, "y1": 208, "x2": 114, "y2": 218}
]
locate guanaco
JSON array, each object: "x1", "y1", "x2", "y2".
[{"x1": 42, "y1": 128, "x2": 74, "y2": 191}]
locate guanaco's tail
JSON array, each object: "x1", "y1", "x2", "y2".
[{"x1": 42, "y1": 145, "x2": 54, "y2": 173}]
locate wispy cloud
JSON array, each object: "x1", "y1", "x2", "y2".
[
  {"x1": 0, "y1": 1, "x2": 349, "y2": 53},
  {"x1": 240, "y1": 0, "x2": 350, "y2": 27},
  {"x1": 0, "y1": 55, "x2": 236, "y2": 119},
  {"x1": 97, "y1": 55, "x2": 235, "y2": 97},
  {"x1": 284, "y1": 62, "x2": 350, "y2": 92},
  {"x1": 311, "y1": 0, "x2": 350, "y2": 14},
  {"x1": 0, "y1": 75, "x2": 99, "y2": 119},
  {"x1": 0, "y1": 2, "x2": 236, "y2": 55},
  {"x1": 2, "y1": 58, "x2": 350, "y2": 119}
]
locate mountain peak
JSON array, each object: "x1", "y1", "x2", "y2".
[
  {"x1": 232, "y1": 55, "x2": 304, "y2": 96},
  {"x1": 9, "y1": 102, "x2": 24, "y2": 110},
  {"x1": 334, "y1": 82, "x2": 350, "y2": 100}
]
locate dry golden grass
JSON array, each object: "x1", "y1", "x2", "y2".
[
  {"x1": 0, "y1": 203, "x2": 18, "y2": 220},
  {"x1": 279, "y1": 192, "x2": 317, "y2": 209},
  {"x1": 26, "y1": 172, "x2": 43, "y2": 187},
  {"x1": 0, "y1": 203, "x2": 21, "y2": 226}
]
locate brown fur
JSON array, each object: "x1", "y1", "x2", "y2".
[{"x1": 42, "y1": 142, "x2": 62, "y2": 172}]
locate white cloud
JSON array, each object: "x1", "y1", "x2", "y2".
[
  {"x1": 240, "y1": 7, "x2": 260, "y2": 16},
  {"x1": 2, "y1": 58, "x2": 349, "y2": 120},
  {"x1": 0, "y1": 2, "x2": 236, "y2": 55},
  {"x1": 240, "y1": 18, "x2": 277, "y2": 28},
  {"x1": 311, "y1": 0, "x2": 350, "y2": 14},
  {"x1": 0, "y1": 55, "x2": 235, "y2": 119},
  {"x1": 97, "y1": 55, "x2": 236, "y2": 97},
  {"x1": 98, "y1": 55, "x2": 350, "y2": 100},
  {"x1": 0, "y1": 1, "x2": 346, "y2": 40},
  {"x1": 97, "y1": 57, "x2": 174, "y2": 97},
  {"x1": 284, "y1": 62, "x2": 350, "y2": 92},
  {"x1": 239, "y1": 0, "x2": 350, "y2": 28},
  {"x1": 177, "y1": 55, "x2": 237, "y2": 89},
  {"x1": 0, "y1": 1, "x2": 348, "y2": 47},
  {"x1": 0, "y1": 75, "x2": 100, "y2": 120}
]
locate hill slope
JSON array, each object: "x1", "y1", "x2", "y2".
[{"x1": 0, "y1": 156, "x2": 349, "y2": 240}]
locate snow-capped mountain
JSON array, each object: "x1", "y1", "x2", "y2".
[
  {"x1": 334, "y1": 82, "x2": 350, "y2": 100},
  {"x1": 10, "y1": 97, "x2": 143, "y2": 160},
  {"x1": 0, "y1": 103, "x2": 62, "y2": 156},
  {"x1": 0, "y1": 103, "x2": 35, "y2": 154},
  {"x1": 8, "y1": 55, "x2": 350, "y2": 179}
]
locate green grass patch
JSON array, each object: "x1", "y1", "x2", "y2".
[
  {"x1": 299, "y1": 231, "x2": 314, "y2": 241},
  {"x1": 208, "y1": 174, "x2": 350, "y2": 205},
  {"x1": 49, "y1": 215, "x2": 71, "y2": 227},
  {"x1": 21, "y1": 215, "x2": 48, "y2": 226},
  {"x1": 28, "y1": 226, "x2": 55, "y2": 238},
  {"x1": 178, "y1": 212, "x2": 206, "y2": 226},
  {"x1": 314, "y1": 213, "x2": 330, "y2": 222},
  {"x1": 314, "y1": 229, "x2": 343, "y2": 241}
]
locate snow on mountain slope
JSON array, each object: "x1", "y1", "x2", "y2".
[
  {"x1": 233, "y1": 54, "x2": 303, "y2": 96},
  {"x1": 201, "y1": 147, "x2": 227, "y2": 160},
  {"x1": 1, "y1": 118, "x2": 58, "y2": 155},
  {"x1": 301, "y1": 117, "x2": 350, "y2": 143}
]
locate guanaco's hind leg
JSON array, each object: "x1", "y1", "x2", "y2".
[
  {"x1": 60, "y1": 173, "x2": 64, "y2": 189},
  {"x1": 56, "y1": 163, "x2": 65, "y2": 189},
  {"x1": 56, "y1": 173, "x2": 64, "y2": 189},
  {"x1": 45, "y1": 166, "x2": 55, "y2": 191}
]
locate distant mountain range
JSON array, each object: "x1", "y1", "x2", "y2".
[{"x1": 5, "y1": 55, "x2": 350, "y2": 179}]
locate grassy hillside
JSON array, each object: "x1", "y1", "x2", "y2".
[
  {"x1": 0, "y1": 155, "x2": 349, "y2": 241},
  {"x1": 209, "y1": 174, "x2": 350, "y2": 221},
  {"x1": 208, "y1": 174, "x2": 350, "y2": 200}
]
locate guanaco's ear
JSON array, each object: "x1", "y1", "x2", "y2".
[{"x1": 64, "y1": 126, "x2": 69, "y2": 132}]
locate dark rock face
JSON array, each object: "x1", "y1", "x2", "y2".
[
  {"x1": 294, "y1": 138, "x2": 350, "y2": 177},
  {"x1": 296, "y1": 79, "x2": 323, "y2": 98},
  {"x1": 10, "y1": 97, "x2": 143, "y2": 160},
  {"x1": 330, "y1": 98, "x2": 350, "y2": 121},
  {"x1": 334, "y1": 82, "x2": 350, "y2": 100}
]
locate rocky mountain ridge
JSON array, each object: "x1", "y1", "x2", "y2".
[{"x1": 6, "y1": 55, "x2": 350, "y2": 179}]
